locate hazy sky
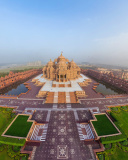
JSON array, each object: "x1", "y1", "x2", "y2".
[{"x1": 0, "y1": 0, "x2": 128, "y2": 66}]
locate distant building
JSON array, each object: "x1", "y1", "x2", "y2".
[
  {"x1": 27, "y1": 61, "x2": 42, "y2": 66},
  {"x1": 97, "y1": 68, "x2": 111, "y2": 74},
  {"x1": 97, "y1": 68, "x2": 128, "y2": 81}
]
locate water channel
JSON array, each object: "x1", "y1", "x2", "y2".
[{"x1": 5, "y1": 84, "x2": 28, "y2": 95}]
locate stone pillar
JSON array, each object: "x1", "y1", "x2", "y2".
[{"x1": 55, "y1": 74, "x2": 57, "y2": 81}]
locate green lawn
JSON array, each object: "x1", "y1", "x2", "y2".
[
  {"x1": 92, "y1": 114, "x2": 119, "y2": 136},
  {"x1": 111, "y1": 110, "x2": 128, "y2": 137},
  {"x1": 108, "y1": 147, "x2": 128, "y2": 160},
  {"x1": 0, "y1": 149, "x2": 14, "y2": 160},
  {"x1": 0, "y1": 112, "x2": 9, "y2": 130},
  {"x1": 5, "y1": 115, "x2": 32, "y2": 138}
]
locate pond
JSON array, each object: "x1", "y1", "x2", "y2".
[
  {"x1": 5, "y1": 84, "x2": 28, "y2": 96},
  {"x1": 95, "y1": 83, "x2": 124, "y2": 95}
]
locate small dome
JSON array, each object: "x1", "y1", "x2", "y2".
[
  {"x1": 47, "y1": 59, "x2": 53, "y2": 66},
  {"x1": 57, "y1": 60, "x2": 67, "y2": 70},
  {"x1": 70, "y1": 59, "x2": 77, "y2": 65}
]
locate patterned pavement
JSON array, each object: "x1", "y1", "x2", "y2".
[
  {"x1": 0, "y1": 97, "x2": 128, "y2": 112},
  {"x1": 33, "y1": 111, "x2": 96, "y2": 160}
]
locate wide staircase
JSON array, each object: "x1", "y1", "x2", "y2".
[
  {"x1": 45, "y1": 92, "x2": 54, "y2": 103},
  {"x1": 45, "y1": 91, "x2": 78, "y2": 103},
  {"x1": 70, "y1": 92, "x2": 78, "y2": 103},
  {"x1": 58, "y1": 92, "x2": 66, "y2": 103},
  {"x1": 77, "y1": 123, "x2": 94, "y2": 141},
  {"x1": 30, "y1": 125, "x2": 44, "y2": 141}
]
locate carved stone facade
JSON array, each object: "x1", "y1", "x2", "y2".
[{"x1": 43, "y1": 53, "x2": 81, "y2": 82}]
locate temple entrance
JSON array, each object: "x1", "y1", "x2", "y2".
[
  {"x1": 57, "y1": 75, "x2": 67, "y2": 82},
  {"x1": 60, "y1": 75, "x2": 63, "y2": 79}
]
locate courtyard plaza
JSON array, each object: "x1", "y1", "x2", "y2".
[{"x1": 31, "y1": 111, "x2": 98, "y2": 160}]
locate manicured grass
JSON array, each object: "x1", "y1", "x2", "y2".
[
  {"x1": 108, "y1": 147, "x2": 128, "y2": 160},
  {"x1": 5, "y1": 115, "x2": 32, "y2": 137},
  {"x1": 111, "y1": 110, "x2": 128, "y2": 137},
  {"x1": 0, "y1": 149, "x2": 14, "y2": 160},
  {"x1": 0, "y1": 112, "x2": 9, "y2": 130},
  {"x1": 92, "y1": 114, "x2": 119, "y2": 136}
]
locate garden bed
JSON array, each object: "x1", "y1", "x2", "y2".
[
  {"x1": 4, "y1": 115, "x2": 33, "y2": 138},
  {"x1": 92, "y1": 114, "x2": 119, "y2": 137}
]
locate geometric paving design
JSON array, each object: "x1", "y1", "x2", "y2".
[
  {"x1": 57, "y1": 145, "x2": 68, "y2": 159},
  {"x1": 33, "y1": 111, "x2": 95, "y2": 160},
  {"x1": 58, "y1": 126, "x2": 67, "y2": 135}
]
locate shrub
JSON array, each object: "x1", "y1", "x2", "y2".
[
  {"x1": 14, "y1": 156, "x2": 20, "y2": 160},
  {"x1": 117, "y1": 142, "x2": 128, "y2": 152},
  {"x1": 6, "y1": 108, "x2": 13, "y2": 112},
  {"x1": 110, "y1": 107, "x2": 121, "y2": 113},
  {"x1": 121, "y1": 106, "x2": 128, "y2": 111},
  {"x1": 120, "y1": 140, "x2": 128, "y2": 146},
  {"x1": 20, "y1": 154, "x2": 29, "y2": 160},
  {"x1": 97, "y1": 154, "x2": 104, "y2": 160},
  {"x1": 13, "y1": 146, "x2": 21, "y2": 152},
  {"x1": 0, "y1": 145, "x2": 6, "y2": 152},
  {"x1": 104, "y1": 143, "x2": 111, "y2": 149}
]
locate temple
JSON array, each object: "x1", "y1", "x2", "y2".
[{"x1": 42, "y1": 53, "x2": 81, "y2": 82}]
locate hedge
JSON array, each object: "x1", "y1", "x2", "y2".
[
  {"x1": 0, "y1": 137, "x2": 25, "y2": 146},
  {"x1": 97, "y1": 153, "x2": 104, "y2": 160},
  {"x1": 101, "y1": 127, "x2": 127, "y2": 144},
  {"x1": 101, "y1": 135, "x2": 127, "y2": 144},
  {"x1": 117, "y1": 142, "x2": 128, "y2": 152},
  {"x1": 97, "y1": 143, "x2": 117, "y2": 160}
]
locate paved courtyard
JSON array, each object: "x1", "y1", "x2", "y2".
[{"x1": 33, "y1": 111, "x2": 97, "y2": 160}]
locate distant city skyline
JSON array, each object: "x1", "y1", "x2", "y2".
[{"x1": 0, "y1": 0, "x2": 128, "y2": 66}]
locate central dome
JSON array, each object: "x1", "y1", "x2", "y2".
[{"x1": 57, "y1": 53, "x2": 66, "y2": 62}]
